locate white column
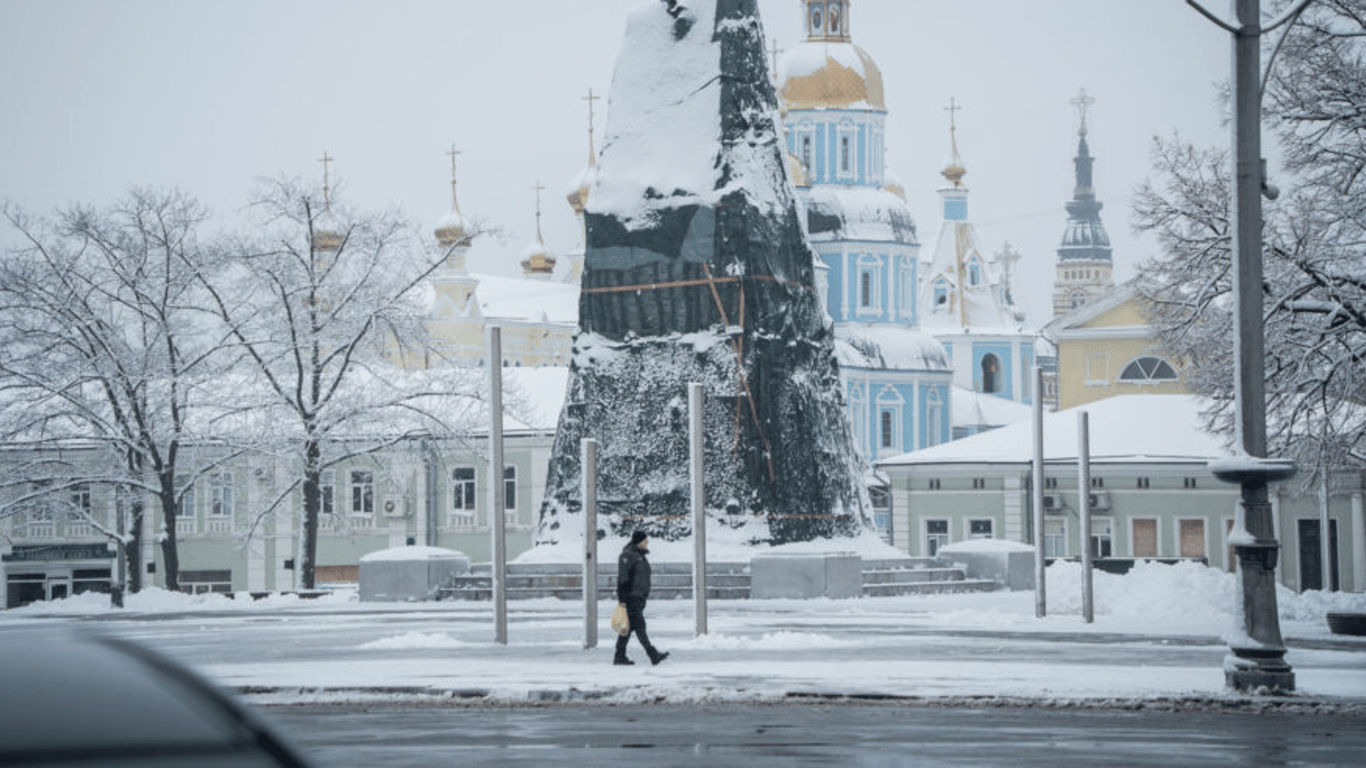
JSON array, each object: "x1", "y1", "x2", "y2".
[{"x1": 1352, "y1": 492, "x2": 1365, "y2": 593}]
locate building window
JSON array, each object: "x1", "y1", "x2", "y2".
[
  {"x1": 179, "y1": 569, "x2": 233, "y2": 595},
  {"x1": 503, "y1": 466, "x2": 517, "y2": 512},
  {"x1": 1119, "y1": 356, "x2": 1178, "y2": 383},
  {"x1": 925, "y1": 388, "x2": 943, "y2": 448},
  {"x1": 981, "y1": 354, "x2": 1001, "y2": 394},
  {"x1": 800, "y1": 135, "x2": 813, "y2": 174},
  {"x1": 209, "y1": 472, "x2": 233, "y2": 517},
  {"x1": 1184, "y1": 477, "x2": 1198, "y2": 489},
  {"x1": 1046, "y1": 477, "x2": 1058, "y2": 489},
  {"x1": 972, "y1": 478, "x2": 986, "y2": 489},
  {"x1": 933, "y1": 278, "x2": 950, "y2": 307},
  {"x1": 968, "y1": 257, "x2": 983, "y2": 287},
  {"x1": 1090, "y1": 477, "x2": 1104, "y2": 488},
  {"x1": 1045, "y1": 518, "x2": 1067, "y2": 557},
  {"x1": 926, "y1": 519, "x2": 948, "y2": 556},
  {"x1": 452, "y1": 467, "x2": 476, "y2": 515},
  {"x1": 1091, "y1": 518, "x2": 1114, "y2": 558},
  {"x1": 969, "y1": 519, "x2": 994, "y2": 539},
  {"x1": 1133, "y1": 518, "x2": 1158, "y2": 558},
  {"x1": 1179, "y1": 518, "x2": 1206, "y2": 558},
  {"x1": 860, "y1": 270, "x2": 873, "y2": 308},
  {"x1": 1085, "y1": 354, "x2": 1109, "y2": 385},
  {"x1": 321, "y1": 470, "x2": 335, "y2": 517},
  {"x1": 840, "y1": 135, "x2": 851, "y2": 175},
  {"x1": 928, "y1": 478, "x2": 941, "y2": 490},
  {"x1": 880, "y1": 410, "x2": 894, "y2": 449},
  {"x1": 350, "y1": 470, "x2": 374, "y2": 516},
  {"x1": 1136, "y1": 477, "x2": 1150, "y2": 489}
]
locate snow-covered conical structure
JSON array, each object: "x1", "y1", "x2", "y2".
[{"x1": 535, "y1": 0, "x2": 869, "y2": 547}]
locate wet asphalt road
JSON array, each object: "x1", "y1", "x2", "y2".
[{"x1": 266, "y1": 702, "x2": 1366, "y2": 767}]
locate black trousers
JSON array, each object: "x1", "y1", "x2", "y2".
[{"x1": 615, "y1": 597, "x2": 658, "y2": 659}]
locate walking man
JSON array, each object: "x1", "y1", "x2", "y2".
[{"x1": 615, "y1": 530, "x2": 668, "y2": 666}]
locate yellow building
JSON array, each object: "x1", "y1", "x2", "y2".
[{"x1": 1042, "y1": 278, "x2": 1190, "y2": 409}]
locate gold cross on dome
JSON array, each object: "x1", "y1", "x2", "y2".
[
  {"x1": 318, "y1": 151, "x2": 335, "y2": 208},
  {"x1": 446, "y1": 145, "x2": 462, "y2": 208},
  {"x1": 944, "y1": 97, "x2": 962, "y2": 131}
]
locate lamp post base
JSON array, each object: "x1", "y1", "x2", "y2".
[{"x1": 1225, "y1": 655, "x2": 1295, "y2": 695}]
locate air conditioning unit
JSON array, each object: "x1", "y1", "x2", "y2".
[
  {"x1": 381, "y1": 497, "x2": 407, "y2": 518},
  {"x1": 1042, "y1": 493, "x2": 1064, "y2": 512},
  {"x1": 1088, "y1": 491, "x2": 1111, "y2": 511}
]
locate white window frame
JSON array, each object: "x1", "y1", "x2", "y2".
[
  {"x1": 503, "y1": 465, "x2": 517, "y2": 514},
  {"x1": 1085, "y1": 354, "x2": 1109, "y2": 387},
  {"x1": 855, "y1": 254, "x2": 883, "y2": 317},
  {"x1": 349, "y1": 470, "x2": 374, "y2": 517},
  {"x1": 1118, "y1": 355, "x2": 1179, "y2": 384},
  {"x1": 1091, "y1": 517, "x2": 1115, "y2": 558},
  {"x1": 925, "y1": 519, "x2": 949, "y2": 557},
  {"x1": 451, "y1": 466, "x2": 477, "y2": 521},
  {"x1": 1044, "y1": 517, "x2": 1067, "y2": 557},
  {"x1": 968, "y1": 518, "x2": 994, "y2": 539},
  {"x1": 209, "y1": 472, "x2": 234, "y2": 517},
  {"x1": 836, "y1": 123, "x2": 858, "y2": 180}
]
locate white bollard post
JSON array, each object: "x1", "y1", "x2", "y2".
[
  {"x1": 689, "y1": 382, "x2": 707, "y2": 636},
  {"x1": 1078, "y1": 411, "x2": 1094, "y2": 623},
  {"x1": 1032, "y1": 366, "x2": 1046, "y2": 618},
  {"x1": 488, "y1": 326, "x2": 507, "y2": 645},
  {"x1": 582, "y1": 438, "x2": 599, "y2": 649}
]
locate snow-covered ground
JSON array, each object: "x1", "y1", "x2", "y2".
[{"x1": 4, "y1": 561, "x2": 1364, "y2": 709}]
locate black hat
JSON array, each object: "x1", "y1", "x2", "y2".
[{"x1": 630, "y1": 530, "x2": 648, "y2": 545}]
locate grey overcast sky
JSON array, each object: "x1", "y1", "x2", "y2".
[{"x1": 1, "y1": 1, "x2": 1233, "y2": 324}]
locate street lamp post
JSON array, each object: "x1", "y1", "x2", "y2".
[{"x1": 1190, "y1": 0, "x2": 1313, "y2": 694}]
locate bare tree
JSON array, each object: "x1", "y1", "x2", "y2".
[
  {"x1": 193, "y1": 177, "x2": 482, "y2": 589},
  {"x1": 1134, "y1": 0, "x2": 1366, "y2": 479},
  {"x1": 0, "y1": 189, "x2": 227, "y2": 592}
]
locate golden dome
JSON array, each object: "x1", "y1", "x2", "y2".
[
  {"x1": 435, "y1": 209, "x2": 470, "y2": 250},
  {"x1": 780, "y1": 43, "x2": 886, "y2": 112}
]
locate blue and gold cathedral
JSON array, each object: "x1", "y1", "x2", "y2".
[{"x1": 779, "y1": 0, "x2": 954, "y2": 464}]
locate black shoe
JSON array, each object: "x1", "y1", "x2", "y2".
[
  {"x1": 649, "y1": 651, "x2": 669, "y2": 666},
  {"x1": 613, "y1": 657, "x2": 635, "y2": 666}
]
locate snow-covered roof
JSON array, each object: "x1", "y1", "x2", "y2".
[
  {"x1": 919, "y1": 219, "x2": 1022, "y2": 333},
  {"x1": 835, "y1": 324, "x2": 950, "y2": 372},
  {"x1": 879, "y1": 394, "x2": 1228, "y2": 467},
  {"x1": 470, "y1": 273, "x2": 578, "y2": 325},
  {"x1": 951, "y1": 386, "x2": 1033, "y2": 430},
  {"x1": 359, "y1": 546, "x2": 468, "y2": 563},
  {"x1": 804, "y1": 185, "x2": 917, "y2": 244}
]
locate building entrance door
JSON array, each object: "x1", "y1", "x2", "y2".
[
  {"x1": 1298, "y1": 518, "x2": 1339, "y2": 592},
  {"x1": 47, "y1": 577, "x2": 71, "y2": 601}
]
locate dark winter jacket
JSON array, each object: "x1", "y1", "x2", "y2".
[{"x1": 616, "y1": 542, "x2": 651, "y2": 602}]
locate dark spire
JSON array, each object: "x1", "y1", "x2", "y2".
[{"x1": 1057, "y1": 92, "x2": 1112, "y2": 263}]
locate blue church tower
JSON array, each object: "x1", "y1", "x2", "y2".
[{"x1": 778, "y1": 0, "x2": 954, "y2": 464}]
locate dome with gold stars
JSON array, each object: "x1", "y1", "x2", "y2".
[{"x1": 780, "y1": 1, "x2": 885, "y2": 113}]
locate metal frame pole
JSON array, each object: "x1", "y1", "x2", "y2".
[
  {"x1": 689, "y1": 383, "x2": 708, "y2": 636},
  {"x1": 1078, "y1": 411, "x2": 1094, "y2": 624},
  {"x1": 582, "y1": 438, "x2": 599, "y2": 649},
  {"x1": 1032, "y1": 366, "x2": 1046, "y2": 618},
  {"x1": 488, "y1": 326, "x2": 507, "y2": 645}
]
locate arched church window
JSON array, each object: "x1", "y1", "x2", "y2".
[
  {"x1": 968, "y1": 257, "x2": 983, "y2": 287},
  {"x1": 840, "y1": 136, "x2": 851, "y2": 175},
  {"x1": 860, "y1": 271, "x2": 872, "y2": 307},
  {"x1": 880, "y1": 410, "x2": 894, "y2": 449},
  {"x1": 801, "y1": 135, "x2": 812, "y2": 173},
  {"x1": 981, "y1": 353, "x2": 1001, "y2": 394},
  {"x1": 1119, "y1": 356, "x2": 1178, "y2": 383}
]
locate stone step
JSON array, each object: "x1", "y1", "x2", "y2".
[{"x1": 435, "y1": 556, "x2": 990, "y2": 601}]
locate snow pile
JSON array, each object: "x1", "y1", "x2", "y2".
[
  {"x1": 940, "y1": 538, "x2": 1034, "y2": 554},
  {"x1": 3, "y1": 586, "x2": 357, "y2": 615},
  {"x1": 359, "y1": 632, "x2": 466, "y2": 650},
  {"x1": 678, "y1": 631, "x2": 854, "y2": 650}
]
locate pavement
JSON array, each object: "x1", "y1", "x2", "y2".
[{"x1": 4, "y1": 592, "x2": 1363, "y2": 714}]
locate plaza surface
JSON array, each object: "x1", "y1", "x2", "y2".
[{"x1": 3, "y1": 561, "x2": 1364, "y2": 711}]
